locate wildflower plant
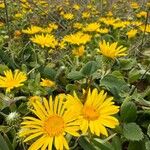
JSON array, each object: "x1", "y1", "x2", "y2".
[{"x1": 0, "y1": 0, "x2": 150, "y2": 150}]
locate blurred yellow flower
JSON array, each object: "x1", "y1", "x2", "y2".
[
  {"x1": 83, "y1": 22, "x2": 100, "y2": 32},
  {"x1": 15, "y1": 13, "x2": 23, "y2": 18},
  {"x1": 136, "y1": 11, "x2": 147, "y2": 18},
  {"x1": 97, "y1": 28, "x2": 109, "y2": 34},
  {"x1": 65, "y1": 88, "x2": 119, "y2": 136},
  {"x1": 130, "y1": 2, "x2": 139, "y2": 9},
  {"x1": 73, "y1": 4, "x2": 80, "y2": 10},
  {"x1": 19, "y1": 95, "x2": 80, "y2": 150},
  {"x1": 139, "y1": 24, "x2": 150, "y2": 33},
  {"x1": 30, "y1": 34, "x2": 58, "y2": 48},
  {"x1": 40, "y1": 78, "x2": 55, "y2": 87},
  {"x1": 0, "y1": 22, "x2": 4, "y2": 27},
  {"x1": 72, "y1": 46, "x2": 85, "y2": 57},
  {"x1": 73, "y1": 22, "x2": 83, "y2": 29},
  {"x1": 99, "y1": 40, "x2": 127, "y2": 59},
  {"x1": 126, "y1": 29, "x2": 137, "y2": 38},
  {"x1": 63, "y1": 13, "x2": 74, "y2": 20},
  {"x1": 0, "y1": 3, "x2": 5, "y2": 8},
  {"x1": 0, "y1": 70, "x2": 27, "y2": 93},
  {"x1": 82, "y1": 12, "x2": 90, "y2": 19},
  {"x1": 22, "y1": 25, "x2": 42, "y2": 34},
  {"x1": 28, "y1": 96, "x2": 42, "y2": 106},
  {"x1": 63, "y1": 32, "x2": 91, "y2": 45}
]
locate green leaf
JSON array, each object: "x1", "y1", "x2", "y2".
[
  {"x1": 78, "y1": 137, "x2": 96, "y2": 150},
  {"x1": 3, "y1": 134, "x2": 14, "y2": 150},
  {"x1": 147, "y1": 124, "x2": 150, "y2": 137},
  {"x1": 67, "y1": 71, "x2": 84, "y2": 80},
  {"x1": 92, "y1": 138, "x2": 113, "y2": 150},
  {"x1": 81, "y1": 61, "x2": 98, "y2": 76},
  {"x1": 119, "y1": 58, "x2": 136, "y2": 70},
  {"x1": 120, "y1": 102, "x2": 137, "y2": 123},
  {"x1": 100, "y1": 74, "x2": 128, "y2": 96},
  {"x1": 128, "y1": 141, "x2": 146, "y2": 150},
  {"x1": 145, "y1": 141, "x2": 150, "y2": 150},
  {"x1": 123, "y1": 123, "x2": 144, "y2": 141},
  {"x1": 66, "y1": 84, "x2": 78, "y2": 92},
  {"x1": 42, "y1": 65, "x2": 56, "y2": 80},
  {"x1": 111, "y1": 136, "x2": 122, "y2": 150},
  {"x1": 128, "y1": 69, "x2": 141, "y2": 83},
  {"x1": 0, "y1": 64, "x2": 9, "y2": 74},
  {"x1": 0, "y1": 134, "x2": 9, "y2": 150}
]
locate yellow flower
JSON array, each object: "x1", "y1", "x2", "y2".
[
  {"x1": 100, "y1": 17, "x2": 117, "y2": 26},
  {"x1": 130, "y1": 2, "x2": 139, "y2": 9},
  {"x1": 30, "y1": 34, "x2": 58, "y2": 48},
  {"x1": 99, "y1": 40, "x2": 127, "y2": 59},
  {"x1": 22, "y1": 26, "x2": 42, "y2": 34},
  {"x1": 0, "y1": 3, "x2": 5, "y2": 8},
  {"x1": 0, "y1": 22, "x2": 4, "y2": 27},
  {"x1": 136, "y1": 11, "x2": 147, "y2": 18},
  {"x1": 19, "y1": 95, "x2": 80, "y2": 150},
  {"x1": 15, "y1": 13, "x2": 23, "y2": 18},
  {"x1": 48, "y1": 23, "x2": 58, "y2": 30},
  {"x1": 73, "y1": 4, "x2": 80, "y2": 10},
  {"x1": 82, "y1": 12, "x2": 90, "y2": 19},
  {"x1": 72, "y1": 46, "x2": 85, "y2": 57},
  {"x1": 0, "y1": 70, "x2": 27, "y2": 93},
  {"x1": 73, "y1": 22, "x2": 83, "y2": 29},
  {"x1": 65, "y1": 88, "x2": 119, "y2": 136},
  {"x1": 28, "y1": 96, "x2": 42, "y2": 106},
  {"x1": 126, "y1": 29, "x2": 137, "y2": 38},
  {"x1": 63, "y1": 13, "x2": 74, "y2": 20},
  {"x1": 97, "y1": 28, "x2": 109, "y2": 34},
  {"x1": 40, "y1": 78, "x2": 55, "y2": 87},
  {"x1": 63, "y1": 32, "x2": 91, "y2": 45},
  {"x1": 139, "y1": 24, "x2": 150, "y2": 33},
  {"x1": 83, "y1": 23, "x2": 100, "y2": 32}
]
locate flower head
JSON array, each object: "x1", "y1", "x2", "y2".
[
  {"x1": 66, "y1": 88, "x2": 119, "y2": 136},
  {"x1": 0, "y1": 69, "x2": 27, "y2": 93},
  {"x1": 63, "y1": 32, "x2": 91, "y2": 45},
  {"x1": 19, "y1": 95, "x2": 80, "y2": 150},
  {"x1": 72, "y1": 45, "x2": 85, "y2": 57},
  {"x1": 126, "y1": 29, "x2": 137, "y2": 38},
  {"x1": 22, "y1": 25, "x2": 42, "y2": 34},
  {"x1": 99, "y1": 40, "x2": 127, "y2": 59},
  {"x1": 30, "y1": 34, "x2": 58, "y2": 48},
  {"x1": 40, "y1": 78, "x2": 55, "y2": 87},
  {"x1": 83, "y1": 23, "x2": 100, "y2": 32}
]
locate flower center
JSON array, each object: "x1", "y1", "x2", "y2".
[
  {"x1": 82, "y1": 106, "x2": 99, "y2": 121},
  {"x1": 44, "y1": 115, "x2": 65, "y2": 136}
]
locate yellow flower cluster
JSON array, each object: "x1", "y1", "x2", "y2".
[
  {"x1": 30, "y1": 34, "x2": 58, "y2": 48},
  {"x1": 19, "y1": 88, "x2": 119, "y2": 150},
  {"x1": 63, "y1": 32, "x2": 91, "y2": 45}
]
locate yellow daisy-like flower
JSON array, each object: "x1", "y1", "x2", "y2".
[
  {"x1": 30, "y1": 34, "x2": 58, "y2": 48},
  {"x1": 82, "y1": 12, "x2": 90, "y2": 19},
  {"x1": 66, "y1": 88, "x2": 119, "y2": 136},
  {"x1": 19, "y1": 95, "x2": 80, "y2": 150},
  {"x1": 126, "y1": 29, "x2": 137, "y2": 39},
  {"x1": 72, "y1": 45, "x2": 85, "y2": 57},
  {"x1": 63, "y1": 13, "x2": 74, "y2": 20},
  {"x1": 83, "y1": 23, "x2": 100, "y2": 32},
  {"x1": 40, "y1": 78, "x2": 55, "y2": 88},
  {"x1": 99, "y1": 40, "x2": 127, "y2": 59},
  {"x1": 0, "y1": 69, "x2": 27, "y2": 93},
  {"x1": 22, "y1": 25, "x2": 42, "y2": 34},
  {"x1": 63, "y1": 32, "x2": 91, "y2": 45},
  {"x1": 0, "y1": 3, "x2": 5, "y2": 8}
]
